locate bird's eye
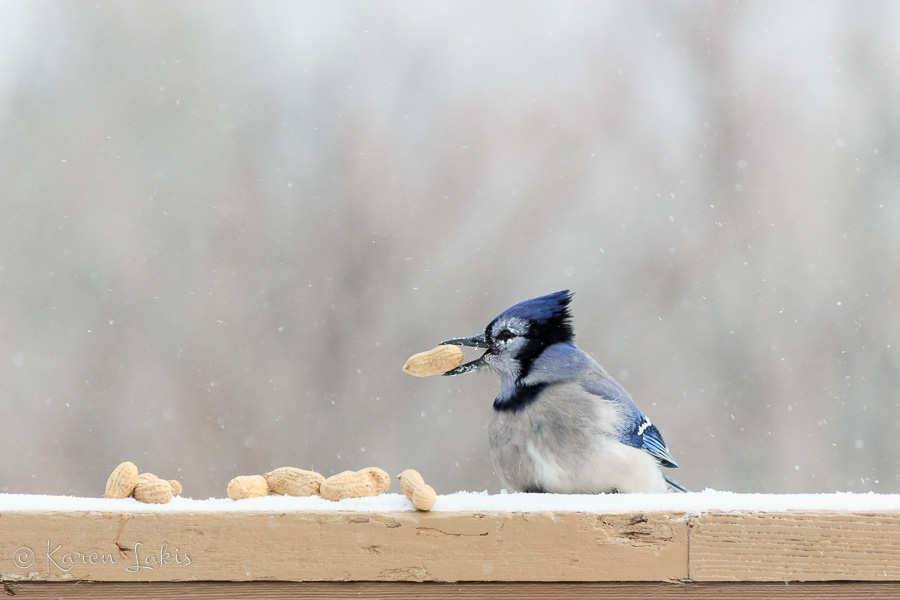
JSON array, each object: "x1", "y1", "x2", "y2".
[{"x1": 495, "y1": 329, "x2": 515, "y2": 342}]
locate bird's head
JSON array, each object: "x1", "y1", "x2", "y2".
[{"x1": 441, "y1": 290, "x2": 575, "y2": 381}]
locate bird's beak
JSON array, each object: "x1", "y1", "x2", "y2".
[
  {"x1": 441, "y1": 333, "x2": 490, "y2": 349},
  {"x1": 440, "y1": 333, "x2": 490, "y2": 376}
]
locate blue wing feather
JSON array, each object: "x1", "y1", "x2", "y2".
[
  {"x1": 580, "y1": 370, "x2": 680, "y2": 469},
  {"x1": 621, "y1": 417, "x2": 679, "y2": 469}
]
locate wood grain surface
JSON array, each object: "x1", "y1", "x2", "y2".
[
  {"x1": 690, "y1": 511, "x2": 900, "y2": 581},
  {"x1": 2, "y1": 508, "x2": 900, "y2": 586},
  {"x1": 0, "y1": 510, "x2": 687, "y2": 582}
]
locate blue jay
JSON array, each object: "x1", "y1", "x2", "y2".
[{"x1": 441, "y1": 290, "x2": 687, "y2": 494}]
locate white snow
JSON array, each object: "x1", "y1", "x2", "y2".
[{"x1": 2, "y1": 489, "x2": 900, "y2": 514}]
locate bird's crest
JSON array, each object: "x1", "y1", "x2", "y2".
[{"x1": 495, "y1": 290, "x2": 575, "y2": 343}]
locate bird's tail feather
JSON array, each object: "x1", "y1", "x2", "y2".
[{"x1": 663, "y1": 474, "x2": 689, "y2": 493}]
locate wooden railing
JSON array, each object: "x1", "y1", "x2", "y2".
[{"x1": 2, "y1": 496, "x2": 900, "y2": 598}]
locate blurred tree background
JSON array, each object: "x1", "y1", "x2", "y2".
[{"x1": 1, "y1": 1, "x2": 898, "y2": 498}]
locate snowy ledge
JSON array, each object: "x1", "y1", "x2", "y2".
[{"x1": 2, "y1": 491, "x2": 900, "y2": 589}]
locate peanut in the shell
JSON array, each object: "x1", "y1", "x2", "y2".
[
  {"x1": 227, "y1": 475, "x2": 270, "y2": 500},
  {"x1": 136, "y1": 472, "x2": 158, "y2": 486},
  {"x1": 319, "y1": 467, "x2": 391, "y2": 501},
  {"x1": 104, "y1": 461, "x2": 139, "y2": 499},
  {"x1": 265, "y1": 467, "x2": 325, "y2": 497},
  {"x1": 133, "y1": 476, "x2": 175, "y2": 504},
  {"x1": 397, "y1": 469, "x2": 436, "y2": 511},
  {"x1": 402, "y1": 345, "x2": 464, "y2": 377}
]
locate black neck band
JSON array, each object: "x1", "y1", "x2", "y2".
[{"x1": 493, "y1": 382, "x2": 548, "y2": 412}]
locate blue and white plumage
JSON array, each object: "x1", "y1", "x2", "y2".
[{"x1": 442, "y1": 290, "x2": 687, "y2": 494}]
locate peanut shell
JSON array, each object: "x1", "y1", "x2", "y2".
[
  {"x1": 104, "y1": 461, "x2": 139, "y2": 499},
  {"x1": 411, "y1": 485, "x2": 437, "y2": 511},
  {"x1": 136, "y1": 472, "x2": 158, "y2": 485},
  {"x1": 319, "y1": 467, "x2": 391, "y2": 501},
  {"x1": 265, "y1": 467, "x2": 325, "y2": 497},
  {"x1": 402, "y1": 345, "x2": 464, "y2": 377},
  {"x1": 133, "y1": 476, "x2": 175, "y2": 504},
  {"x1": 168, "y1": 480, "x2": 183, "y2": 496},
  {"x1": 227, "y1": 475, "x2": 270, "y2": 500},
  {"x1": 360, "y1": 466, "x2": 392, "y2": 494},
  {"x1": 397, "y1": 469, "x2": 436, "y2": 511}
]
